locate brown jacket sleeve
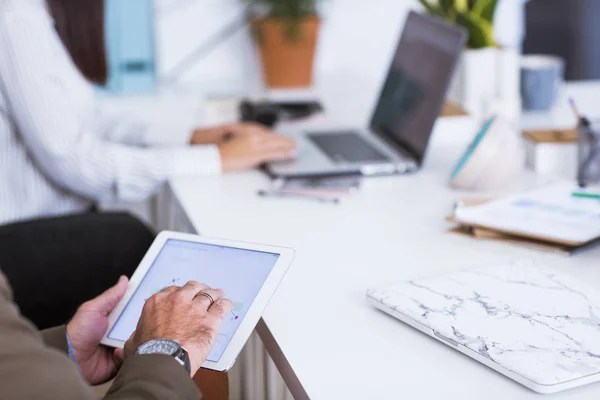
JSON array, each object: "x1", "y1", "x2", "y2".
[
  {"x1": 0, "y1": 271, "x2": 201, "y2": 399},
  {"x1": 41, "y1": 325, "x2": 70, "y2": 353}
]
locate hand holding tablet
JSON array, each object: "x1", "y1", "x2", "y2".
[{"x1": 101, "y1": 231, "x2": 295, "y2": 372}]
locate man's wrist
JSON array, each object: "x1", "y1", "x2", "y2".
[{"x1": 135, "y1": 339, "x2": 193, "y2": 376}]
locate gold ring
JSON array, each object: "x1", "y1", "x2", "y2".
[{"x1": 195, "y1": 292, "x2": 215, "y2": 306}]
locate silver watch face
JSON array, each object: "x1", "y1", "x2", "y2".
[{"x1": 136, "y1": 340, "x2": 180, "y2": 356}]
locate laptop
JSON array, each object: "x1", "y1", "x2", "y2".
[
  {"x1": 266, "y1": 11, "x2": 467, "y2": 178},
  {"x1": 367, "y1": 264, "x2": 600, "y2": 394}
]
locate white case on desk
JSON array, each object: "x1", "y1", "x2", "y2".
[
  {"x1": 367, "y1": 264, "x2": 600, "y2": 394},
  {"x1": 524, "y1": 137, "x2": 578, "y2": 178}
]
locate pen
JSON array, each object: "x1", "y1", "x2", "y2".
[
  {"x1": 571, "y1": 191, "x2": 600, "y2": 200},
  {"x1": 257, "y1": 190, "x2": 340, "y2": 204},
  {"x1": 569, "y1": 98, "x2": 591, "y2": 127}
]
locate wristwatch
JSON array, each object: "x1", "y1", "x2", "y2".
[{"x1": 135, "y1": 339, "x2": 191, "y2": 374}]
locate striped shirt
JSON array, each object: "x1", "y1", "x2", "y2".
[{"x1": 0, "y1": 0, "x2": 221, "y2": 225}]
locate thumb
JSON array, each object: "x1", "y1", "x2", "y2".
[
  {"x1": 89, "y1": 276, "x2": 129, "y2": 316},
  {"x1": 114, "y1": 347, "x2": 125, "y2": 363}
]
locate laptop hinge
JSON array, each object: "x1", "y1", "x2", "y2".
[{"x1": 371, "y1": 127, "x2": 420, "y2": 163}]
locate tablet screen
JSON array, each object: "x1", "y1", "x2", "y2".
[{"x1": 108, "y1": 239, "x2": 280, "y2": 362}]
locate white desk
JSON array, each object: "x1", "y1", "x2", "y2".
[{"x1": 165, "y1": 82, "x2": 600, "y2": 400}]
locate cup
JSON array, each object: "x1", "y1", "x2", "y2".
[{"x1": 520, "y1": 55, "x2": 565, "y2": 111}]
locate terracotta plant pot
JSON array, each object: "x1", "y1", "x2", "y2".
[{"x1": 252, "y1": 16, "x2": 320, "y2": 89}]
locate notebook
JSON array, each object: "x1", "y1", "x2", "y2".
[
  {"x1": 367, "y1": 264, "x2": 600, "y2": 393},
  {"x1": 447, "y1": 198, "x2": 600, "y2": 256},
  {"x1": 453, "y1": 183, "x2": 600, "y2": 247}
]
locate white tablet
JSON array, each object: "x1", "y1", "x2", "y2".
[{"x1": 101, "y1": 231, "x2": 295, "y2": 372}]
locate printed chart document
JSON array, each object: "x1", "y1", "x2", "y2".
[{"x1": 454, "y1": 183, "x2": 600, "y2": 245}]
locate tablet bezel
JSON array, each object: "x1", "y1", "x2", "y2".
[{"x1": 100, "y1": 231, "x2": 295, "y2": 372}]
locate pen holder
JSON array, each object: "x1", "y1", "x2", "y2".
[{"x1": 577, "y1": 119, "x2": 600, "y2": 187}]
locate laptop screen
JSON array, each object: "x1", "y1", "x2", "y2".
[{"x1": 370, "y1": 12, "x2": 466, "y2": 164}]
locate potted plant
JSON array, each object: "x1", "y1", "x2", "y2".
[
  {"x1": 419, "y1": 0, "x2": 520, "y2": 120},
  {"x1": 245, "y1": 0, "x2": 320, "y2": 88}
]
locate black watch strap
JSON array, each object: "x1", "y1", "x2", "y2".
[{"x1": 175, "y1": 346, "x2": 192, "y2": 374}]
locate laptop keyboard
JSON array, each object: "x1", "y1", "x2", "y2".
[{"x1": 307, "y1": 131, "x2": 390, "y2": 163}]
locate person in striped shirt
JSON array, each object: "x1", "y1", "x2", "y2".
[{"x1": 0, "y1": 0, "x2": 296, "y2": 226}]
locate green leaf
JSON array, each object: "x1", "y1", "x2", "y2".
[
  {"x1": 480, "y1": 0, "x2": 498, "y2": 22},
  {"x1": 454, "y1": 0, "x2": 468, "y2": 12},
  {"x1": 439, "y1": 0, "x2": 455, "y2": 13},
  {"x1": 244, "y1": 0, "x2": 319, "y2": 41},
  {"x1": 471, "y1": 0, "x2": 498, "y2": 23},
  {"x1": 456, "y1": 11, "x2": 496, "y2": 49},
  {"x1": 419, "y1": 0, "x2": 452, "y2": 20},
  {"x1": 418, "y1": 0, "x2": 438, "y2": 14}
]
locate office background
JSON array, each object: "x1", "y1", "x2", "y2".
[
  {"x1": 150, "y1": 0, "x2": 525, "y2": 95},
  {"x1": 108, "y1": 0, "x2": 600, "y2": 95}
]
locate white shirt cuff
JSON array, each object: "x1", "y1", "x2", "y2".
[
  {"x1": 172, "y1": 145, "x2": 222, "y2": 176},
  {"x1": 108, "y1": 144, "x2": 222, "y2": 204},
  {"x1": 142, "y1": 119, "x2": 195, "y2": 147}
]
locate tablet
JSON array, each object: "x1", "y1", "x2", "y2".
[{"x1": 101, "y1": 231, "x2": 295, "y2": 372}]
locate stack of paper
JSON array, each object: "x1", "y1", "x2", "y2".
[
  {"x1": 449, "y1": 183, "x2": 600, "y2": 255},
  {"x1": 258, "y1": 176, "x2": 362, "y2": 205},
  {"x1": 271, "y1": 176, "x2": 361, "y2": 198}
]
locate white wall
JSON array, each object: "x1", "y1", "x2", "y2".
[
  {"x1": 154, "y1": 0, "x2": 418, "y2": 94},
  {"x1": 153, "y1": 0, "x2": 526, "y2": 95}
]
